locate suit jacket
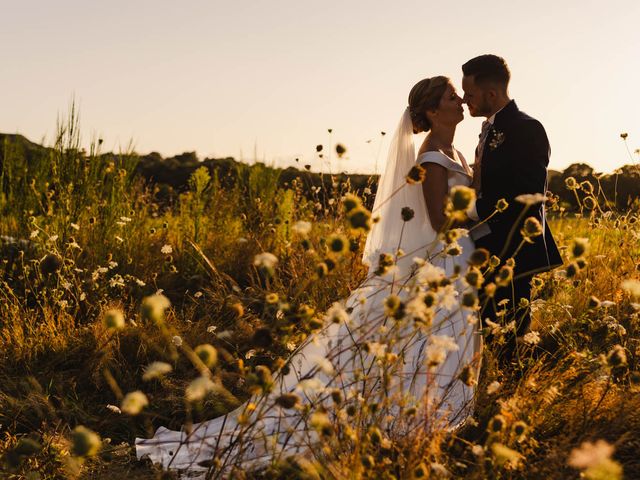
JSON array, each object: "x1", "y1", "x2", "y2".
[{"x1": 474, "y1": 100, "x2": 563, "y2": 277}]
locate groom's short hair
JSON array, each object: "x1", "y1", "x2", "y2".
[{"x1": 462, "y1": 55, "x2": 510, "y2": 90}]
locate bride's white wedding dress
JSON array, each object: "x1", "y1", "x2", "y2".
[{"x1": 135, "y1": 110, "x2": 482, "y2": 477}]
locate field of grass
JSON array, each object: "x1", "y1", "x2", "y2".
[{"x1": 1, "y1": 116, "x2": 639, "y2": 479}]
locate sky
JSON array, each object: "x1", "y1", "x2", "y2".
[{"x1": 1, "y1": 0, "x2": 639, "y2": 174}]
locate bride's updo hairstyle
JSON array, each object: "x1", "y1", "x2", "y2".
[{"x1": 408, "y1": 76, "x2": 449, "y2": 134}]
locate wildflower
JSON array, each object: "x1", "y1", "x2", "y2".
[
  {"x1": 496, "y1": 265, "x2": 513, "y2": 287},
  {"x1": 607, "y1": 345, "x2": 627, "y2": 367},
  {"x1": 565, "y1": 176, "x2": 578, "y2": 190},
  {"x1": 365, "y1": 342, "x2": 388, "y2": 358},
  {"x1": 417, "y1": 262, "x2": 446, "y2": 286},
  {"x1": 141, "y1": 293, "x2": 171, "y2": 324},
  {"x1": 316, "y1": 144, "x2": 323, "y2": 152},
  {"x1": 186, "y1": 376, "x2": 216, "y2": 402},
  {"x1": 513, "y1": 421, "x2": 528, "y2": 440},
  {"x1": 515, "y1": 193, "x2": 546, "y2": 205},
  {"x1": 458, "y1": 364, "x2": 477, "y2": 386},
  {"x1": 327, "y1": 233, "x2": 348, "y2": 254},
  {"x1": 195, "y1": 344, "x2": 218, "y2": 368},
  {"x1": 326, "y1": 302, "x2": 350, "y2": 324},
  {"x1": 496, "y1": 198, "x2": 509, "y2": 212},
  {"x1": 70, "y1": 222, "x2": 80, "y2": 231},
  {"x1": 310, "y1": 355, "x2": 334, "y2": 375},
  {"x1": 580, "y1": 181, "x2": 594, "y2": 194},
  {"x1": 621, "y1": 279, "x2": 640, "y2": 300},
  {"x1": 406, "y1": 295, "x2": 432, "y2": 325},
  {"x1": 484, "y1": 282, "x2": 497, "y2": 298},
  {"x1": 142, "y1": 361, "x2": 173, "y2": 381},
  {"x1": 296, "y1": 377, "x2": 325, "y2": 395},
  {"x1": 462, "y1": 291, "x2": 479, "y2": 310},
  {"x1": 572, "y1": 238, "x2": 589, "y2": 258},
  {"x1": 71, "y1": 426, "x2": 101, "y2": 457},
  {"x1": 487, "y1": 381, "x2": 501, "y2": 394},
  {"x1": 413, "y1": 462, "x2": 428, "y2": 478},
  {"x1": 471, "y1": 445, "x2": 485, "y2": 457},
  {"x1": 491, "y1": 443, "x2": 522, "y2": 467},
  {"x1": 292, "y1": 221, "x2": 312, "y2": 235},
  {"x1": 406, "y1": 164, "x2": 426, "y2": 184},
  {"x1": 489, "y1": 414, "x2": 506, "y2": 432},
  {"x1": 468, "y1": 248, "x2": 490, "y2": 267},
  {"x1": 102, "y1": 308, "x2": 125, "y2": 331},
  {"x1": 620, "y1": 132, "x2": 628, "y2": 140},
  {"x1": 489, "y1": 255, "x2": 501, "y2": 268},
  {"x1": 253, "y1": 252, "x2": 278, "y2": 270},
  {"x1": 465, "y1": 267, "x2": 484, "y2": 288},
  {"x1": 569, "y1": 439, "x2": 621, "y2": 480},
  {"x1": 335, "y1": 143, "x2": 347, "y2": 157},
  {"x1": 310, "y1": 411, "x2": 333, "y2": 436},
  {"x1": 583, "y1": 196, "x2": 597, "y2": 210},
  {"x1": 566, "y1": 262, "x2": 579, "y2": 278},
  {"x1": 121, "y1": 391, "x2": 149, "y2": 415},
  {"x1": 401, "y1": 206, "x2": 415, "y2": 221},
  {"x1": 40, "y1": 253, "x2": 62, "y2": 275},
  {"x1": 523, "y1": 331, "x2": 541, "y2": 345},
  {"x1": 375, "y1": 252, "x2": 395, "y2": 276},
  {"x1": 446, "y1": 243, "x2": 463, "y2": 256},
  {"x1": 347, "y1": 207, "x2": 372, "y2": 232},
  {"x1": 106, "y1": 404, "x2": 122, "y2": 414},
  {"x1": 341, "y1": 194, "x2": 361, "y2": 213},
  {"x1": 448, "y1": 185, "x2": 476, "y2": 217},
  {"x1": 161, "y1": 244, "x2": 173, "y2": 254},
  {"x1": 171, "y1": 335, "x2": 183, "y2": 347},
  {"x1": 522, "y1": 217, "x2": 543, "y2": 239},
  {"x1": 276, "y1": 393, "x2": 301, "y2": 409},
  {"x1": 361, "y1": 455, "x2": 375, "y2": 468}
]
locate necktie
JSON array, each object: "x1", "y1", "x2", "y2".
[{"x1": 472, "y1": 120, "x2": 492, "y2": 191}]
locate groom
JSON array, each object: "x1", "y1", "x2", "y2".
[{"x1": 461, "y1": 54, "x2": 562, "y2": 362}]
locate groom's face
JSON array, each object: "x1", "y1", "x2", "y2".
[{"x1": 462, "y1": 75, "x2": 492, "y2": 118}]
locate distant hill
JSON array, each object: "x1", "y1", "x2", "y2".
[{"x1": 2, "y1": 133, "x2": 639, "y2": 211}]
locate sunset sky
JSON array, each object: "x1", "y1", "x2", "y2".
[{"x1": 2, "y1": 0, "x2": 639, "y2": 174}]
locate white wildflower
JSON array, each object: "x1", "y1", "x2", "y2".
[
  {"x1": 325, "y1": 302, "x2": 350, "y2": 324},
  {"x1": 119, "y1": 216, "x2": 132, "y2": 223},
  {"x1": 366, "y1": 341, "x2": 388, "y2": 358},
  {"x1": 108, "y1": 261, "x2": 118, "y2": 269},
  {"x1": 417, "y1": 262, "x2": 445, "y2": 285},
  {"x1": 568, "y1": 439, "x2": 615, "y2": 469},
  {"x1": 142, "y1": 361, "x2": 173, "y2": 381},
  {"x1": 523, "y1": 331, "x2": 541, "y2": 345},
  {"x1": 185, "y1": 376, "x2": 215, "y2": 402},
  {"x1": 487, "y1": 381, "x2": 501, "y2": 394},
  {"x1": 621, "y1": 279, "x2": 640, "y2": 300},
  {"x1": 70, "y1": 222, "x2": 80, "y2": 231},
  {"x1": 515, "y1": 193, "x2": 547, "y2": 205},
  {"x1": 310, "y1": 355, "x2": 334, "y2": 375},
  {"x1": 30, "y1": 230, "x2": 39, "y2": 239},
  {"x1": 253, "y1": 252, "x2": 278, "y2": 269},
  {"x1": 171, "y1": 335, "x2": 183, "y2": 347},
  {"x1": 121, "y1": 391, "x2": 149, "y2": 415},
  {"x1": 106, "y1": 404, "x2": 121, "y2": 414},
  {"x1": 296, "y1": 378, "x2": 325, "y2": 395},
  {"x1": 161, "y1": 244, "x2": 173, "y2": 255},
  {"x1": 207, "y1": 325, "x2": 217, "y2": 334},
  {"x1": 244, "y1": 349, "x2": 256, "y2": 359}
]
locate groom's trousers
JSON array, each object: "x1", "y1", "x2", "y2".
[{"x1": 480, "y1": 273, "x2": 533, "y2": 361}]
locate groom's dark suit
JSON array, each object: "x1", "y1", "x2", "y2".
[{"x1": 473, "y1": 100, "x2": 562, "y2": 351}]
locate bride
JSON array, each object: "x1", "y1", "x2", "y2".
[{"x1": 136, "y1": 76, "x2": 483, "y2": 477}]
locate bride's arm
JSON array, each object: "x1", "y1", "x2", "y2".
[{"x1": 420, "y1": 163, "x2": 448, "y2": 232}]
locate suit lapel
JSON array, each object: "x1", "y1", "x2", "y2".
[{"x1": 480, "y1": 100, "x2": 518, "y2": 181}]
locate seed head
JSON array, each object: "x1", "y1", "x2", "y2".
[
  {"x1": 71, "y1": 426, "x2": 101, "y2": 457},
  {"x1": 121, "y1": 391, "x2": 149, "y2": 415},
  {"x1": 401, "y1": 206, "x2": 415, "y2": 222},
  {"x1": 195, "y1": 344, "x2": 218, "y2": 368},
  {"x1": 102, "y1": 308, "x2": 125, "y2": 331},
  {"x1": 406, "y1": 165, "x2": 426, "y2": 184},
  {"x1": 468, "y1": 248, "x2": 490, "y2": 267},
  {"x1": 496, "y1": 198, "x2": 509, "y2": 212}
]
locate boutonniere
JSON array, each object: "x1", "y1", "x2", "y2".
[{"x1": 488, "y1": 128, "x2": 505, "y2": 150}]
